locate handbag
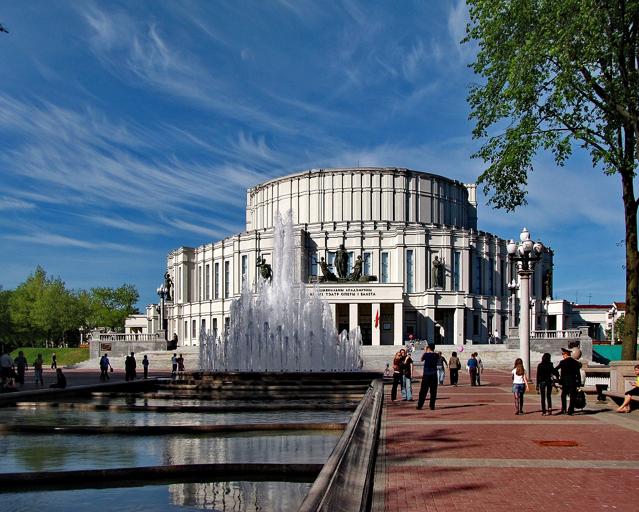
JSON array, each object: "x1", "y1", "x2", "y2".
[{"x1": 574, "y1": 389, "x2": 586, "y2": 409}]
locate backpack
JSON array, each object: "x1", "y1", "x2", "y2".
[{"x1": 573, "y1": 389, "x2": 586, "y2": 410}]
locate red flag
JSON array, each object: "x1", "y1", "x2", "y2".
[{"x1": 375, "y1": 309, "x2": 380, "y2": 328}]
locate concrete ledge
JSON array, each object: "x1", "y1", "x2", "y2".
[
  {"x1": 14, "y1": 401, "x2": 360, "y2": 413},
  {"x1": 0, "y1": 422, "x2": 347, "y2": 435},
  {"x1": 299, "y1": 378, "x2": 383, "y2": 512},
  {"x1": 0, "y1": 379, "x2": 158, "y2": 407},
  {"x1": 0, "y1": 463, "x2": 322, "y2": 492},
  {"x1": 603, "y1": 390, "x2": 639, "y2": 409}
]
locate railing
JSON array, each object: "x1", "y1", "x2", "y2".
[
  {"x1": 530, "y1": 329, "x2": 582, "y2": 339},
  {"x1": 92, "y1": 333, "x2": 163, "y2": 342}
]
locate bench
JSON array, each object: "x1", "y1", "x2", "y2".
[{"x1": 603, "y1": 390, "x2": 639, "y2": 410}]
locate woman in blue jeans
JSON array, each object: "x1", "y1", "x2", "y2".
[
  {"x1": 401, "y1": 351, "x2": 414, "y2": 401},
  {"x1": 511, "y1": 357, "x2": 530, "y2": 415}
]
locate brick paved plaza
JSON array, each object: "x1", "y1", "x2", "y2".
[{"x1": 373, "y1": 368, "x2": 639, "y2": 512}]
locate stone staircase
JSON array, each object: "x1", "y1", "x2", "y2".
[
  {"x1": 72, "y1": 346, "x2": 200, "y2": 371},
  {"x1": 74, "y1": 344, "x2": 545, "y2": 372}
]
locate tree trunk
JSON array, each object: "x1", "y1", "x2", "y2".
[{"x1": 621, "y1": 163, "x2": 639, "y2": 360}]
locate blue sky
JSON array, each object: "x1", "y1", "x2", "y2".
[{"x1": 0, "y1": 0, "x2": 627, "y2": 308}]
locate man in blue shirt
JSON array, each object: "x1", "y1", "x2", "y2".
[
  {"x1": 417, "y1": 343, "x2": 439, "y2": 410},
  {"x1": 467, "y1": 353, "x2": 479, "y2": 386}
]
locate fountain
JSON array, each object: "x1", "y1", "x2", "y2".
[{"x1": 200, "y1": 210, "x2": 363, "y2": 372}]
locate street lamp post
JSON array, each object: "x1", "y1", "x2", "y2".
[
  {"x1": 157, "y1": 284, "x2": 168, "y2": 339},
  {"x1": 507, "y1": 228, "x2": 544, "y2": 374}
]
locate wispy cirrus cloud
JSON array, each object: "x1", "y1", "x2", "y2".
[{"x1": 4, "y1": 232, "x2": 144, "y2": 254}]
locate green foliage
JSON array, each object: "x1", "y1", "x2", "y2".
[
  {"x1": 466, "y1": 0, "x2": 639, "y2": 359},
  {"x1": 9, "y1": 348, "x2": 90, "y2": 367},
  {"x1": 2, "y1": 266, "x2": 140, "y2": 347}
]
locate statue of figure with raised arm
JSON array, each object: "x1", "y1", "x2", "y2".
[
  {"x1": 164, "y1": 272, "x2": 173, "y2": 301},
  {"x1": 319, "y1": 257, "x2": 337, "y2": 282}
]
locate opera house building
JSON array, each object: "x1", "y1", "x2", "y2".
[{"x1": 160, "y1": 167, "x2": 554, "y2": 347}]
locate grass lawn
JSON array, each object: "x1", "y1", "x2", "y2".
[{"x1": 10, "y1": 347, "x2": 90, "y2": 367}]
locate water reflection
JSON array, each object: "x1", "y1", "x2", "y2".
[
  {"x1": 2, "y1": 482, "x2": 310, "y2": 511},
  {"x1": 1, "y1": 433, "x2": 338, "y2": 473}
]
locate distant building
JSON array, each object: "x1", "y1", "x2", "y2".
[{"x1": 154, "y1": 167, "x2": 555, "y2": 348}]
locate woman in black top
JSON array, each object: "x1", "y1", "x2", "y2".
[{"x1": 536, "y1": 353, "x2": 559, "y2": 415}]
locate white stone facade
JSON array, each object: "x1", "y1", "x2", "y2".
[{"x1": 161, "y1": 168, "x2": 554, "y2": 347}]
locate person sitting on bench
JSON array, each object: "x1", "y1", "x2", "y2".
[{"x1": 616, "y1": 364, "x2": 639, "y2": 413}]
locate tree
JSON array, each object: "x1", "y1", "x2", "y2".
[
  {"x1": 465, "y1": 0, "x2": 639, "y2": 359},
  {"x1": 89, "y1": 285, "x2": 140, "y2": 331}
]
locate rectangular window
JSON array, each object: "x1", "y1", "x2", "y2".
[
  {"x1": 224, "y1": 260, "x2": 230, "y2": 298},
  {"x1": 309, "y1": 250, "x2": 318, "y2": 277},
  {"x1": 214, "y1": 262, "x2": 220, "y2": 299},
  {"x1": 453, "y1": 251, "x2": 461, "y2": 291},
  {"x1": 406, "y1": 249, "x2": 414, "y2": 293},
  {"x1": 381, "y1": 252, "x2": 390, "y2": 283},
  {"x1": 212, "y1": 318, "x2": 218, "y2": 340},
  {"x1": 201, "y1": 318, "x2": 206, "y2": 337},
  {"x1": 205, "y1": 264, "x2": 210, "y2": 300},
  {"x1": 192, "y1": 319, "x2": 196, "y2": 340},
  {"x1": 224, "y1": 317, "x2": 230, "y2": 335},
  {"x1": 179, "y1": 267, "x2": 183, "y2": 301},
  {"x1": 184, "y1": 320, "x2": 187, "y2": 341},
  {"x1": 241, "y1": 255, "x2": 248, "y2": 284},
  {"x1": 328, "y1": 251, "x2": 336, "y2": 270},
  {"x1": 363, "y1": 252, "x2": 372, "y2": 276},
  {"x1": 473, "y1": 256, "x2": 482, "y2": 294},
  {"x1": 487, "y1": 314, "x2": 493, "y2": 337},
  {"x1": 488, "y1": 258, "x2": 494, "y2": 295},
  {"x1": 198, "y1": 265, "x2": 202, "y2": 301},
  {"x1": 473, "y1": 314, "x2": 480, "y2": 336}
]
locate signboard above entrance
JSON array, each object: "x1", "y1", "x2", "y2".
[{"x1": 307, "y1": 284, "x2": 403, "y2": 302}]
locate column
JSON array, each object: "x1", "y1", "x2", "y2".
[
  {"x1": 329, "y1": 303, "x2": 337, "y2": 330},
  {"x1": 371, "y1": 302, "x2": 381, "y2": 346},
  {"x1": 519, "y1": 270, "x2": 532, "y2": 374},
  {"x1": 394, "y1": 302, "x2": 403, "y2": 345},
  {"x1": 349, "y1": 303, "x2": 359, "y2": 333},
  {"x1": 426, "y1": 307, "x2": 435, "y2": 343},
  {"x1": 454, "y1": 307, "x2": 465, "y2": 347}
]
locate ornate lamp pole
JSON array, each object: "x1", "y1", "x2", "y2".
[
  {"x1": 507, "y1": 228, "x2": 544, "y2": 374},
  {"x1": 156, "y1": 284, "x2": 168, "y2": 339}
]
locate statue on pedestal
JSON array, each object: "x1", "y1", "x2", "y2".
[
  {"x1": 432, "y1": 256, "x2": 443, "y2": 288},
  {"x1": 164, "y1": 272, "x2": 173, "y2": 301},
  {"x1": 543, "y1": 269, "x2": 553, "y2": 299},
  {"x1": 335, "y1": 244, "x2": 349, "y2": 279},
  {"x1": 257, "y1": 257, "x2": 272, "y2": 282},
  {"x1": 349, "y1": 255, "x2": 363, "y2": 281},
  {"x1": 319, "y1": 257, "x2": 337, "y2": 282}
]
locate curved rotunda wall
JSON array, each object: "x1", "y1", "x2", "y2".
[{"x1": 246, "y1": 168, "x2": 478, "y2": 232}]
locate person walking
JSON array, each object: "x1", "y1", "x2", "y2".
[
  {"x1": 536, "y1": 353, "x2": 559, "y2": 415},
  {"x1": 99, "y1": 353, "x2": 112, "y2": 381},
  {"x1": 0, "y1": 350, "x2": 14, "y2": 386},
  {"x1": 467, "y1": 353, "x2": 479, "y2": 386},
  {"x1": 33, "y1": 354, "x2": 44, "y2": 387},
  {"x1": 51, "y1": 353, "x2": 57, "y2": 369},
  {"x1": 436, "y1": 351, "x2": 448, "y2": 385},
  {"x1": 511, "y1": 357, "x2": 530, "y2": 415},
  {"x1": 390, "y1": 349, "x2": 405, "y2": 402},
  {"x1": 14, "y1": 351, "x2": 28, "y2": 388},
  {"x1": 417, "y1": 343, "x2": 439, "y2": 410},
  {"x1": 448, "y1": 351, "x2": 461, "y2": 386},
  {"x1": 171, "y1": 353, "x2": 178, "y2": 378},
  {"x1": 400, "y1": 349, "x2": 414, "y2": 401},
  {"x1": 177, "y1": 354, "x2": 185, "y2": 372},
  {"x1": 473, "y1": 352, "x2": 484, "y2": 385},
  {"x1": 142, "y1": 355, "x2": 150, "y2": 379},
  {"x1": 555, "y1": 347, "x2": 582, "y2": 415}
]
